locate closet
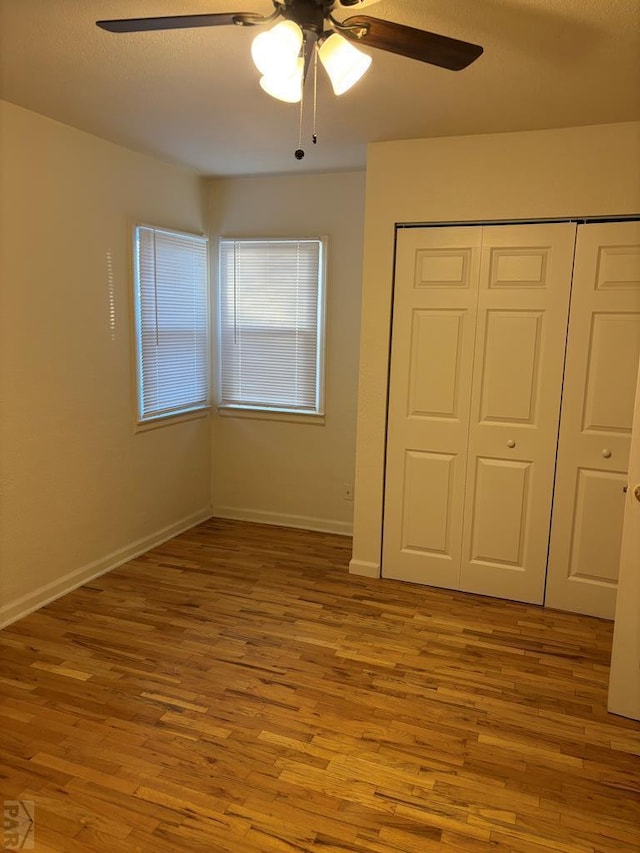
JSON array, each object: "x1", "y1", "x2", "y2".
[{"x1": 382, "y1": 220, "x2": 640, "y2": 616}]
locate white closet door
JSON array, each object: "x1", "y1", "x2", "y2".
[
  {"x1": 608, "y1": 353, "x2": 640, "y2": 720},
  {"x1": 459, "y1": 223, "x2": 577, "y2": 604},
  {"x1": 382, "y1": 227, "x2": 482, "y2": 588},
  {"x1": 546, "y1": 221, "x2": 640, "y2": 618},
  {"x1": 383, "y1": 223, "x2": 575, "y2": 603}
]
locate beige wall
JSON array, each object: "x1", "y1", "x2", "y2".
[
  {"x1": 0, "y1": 101, "x2": 212, "y2": 627},
  {"x1": 351, "y1": 121, "x2": 640, "y2": 576},
  {"x1": 209, "y1": 172, "x2": 365, "y2": 534}
]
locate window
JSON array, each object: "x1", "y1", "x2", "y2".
[
  {"x1": 133, "y1": 224, "x2": 209, "y2": 424},
  {"x1": 218, "y1": 238, "x2": 326, "y2": 416}
]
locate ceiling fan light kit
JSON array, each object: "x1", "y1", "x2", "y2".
[
  {"x1": 96, "y1": 0, "x2": 483, "y2": 157},
  {"x1": 317, "y1": 32, "x2": 372, "y2": 96},
  {"x1": 259, "y1": 58, "x2": 304, "y2": 103},
  {"x1": 251, "y1": 19, "x2": 303, "y2": 78},
  {"x1": 252, "y1": 25, "x2": 371, "y2": 103}
]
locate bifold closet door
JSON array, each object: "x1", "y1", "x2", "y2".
[
  {"x1": 546, "y1": 221, "x2": 640, "y2": 619},
  {"x1": 383, "y1": 222, "x2": 576, "y2": 604},
  {"x1": 608, "y1": 352, "x2": 640, "y2": 719},
  {"x1": 459, "y1": 223, "x2": 577, "y2": 603},
  {"x1": 382, "y1": 227, "x2": 482, "y2": 588}
]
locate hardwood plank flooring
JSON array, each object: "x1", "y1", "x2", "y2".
[{"x1": 1, "y1": 518, "x2": 638, "y2": 852}]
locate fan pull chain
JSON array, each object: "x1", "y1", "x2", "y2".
[
  {"x1": 295, "y1": 41, "x2": 306, "y2": 160},
  {"x1": 312, "y1": 45, "x2": 318, "y2": 145}
]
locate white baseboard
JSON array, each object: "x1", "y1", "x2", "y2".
[
  {"x1": 349, "y1": 558, "x2": 381, "y2": 578},
  {"x1": 0, "y1": 508, "x2": 213, "y2": 630},
  {"x1": 212, "y1": 505, "x2": 353, "y2": 537}
]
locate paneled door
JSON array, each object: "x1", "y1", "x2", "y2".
[
  {"x1": 383, "y1": 222, "x2": 577, "y2": 604},
  {"x1": 545, "y1": 221, "x2": 640, "y2": 619},
  {"x1": 608, "y1": 353, "x2": 640, "y2": 720},
  {"x1": 382, "y1": 227, "x2": 482, "y2": 589},
  {"x1": 459, "y1": 224, "x2": 577, "y2": 603}
]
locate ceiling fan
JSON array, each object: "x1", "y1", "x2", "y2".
[
  {"x1": 97, "y1": 0, "x2": 483, "y2": 71},
  {"x1": 97, "y1": 0, "x2": 483, "y2": 157}
]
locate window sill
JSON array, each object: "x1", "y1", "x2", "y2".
[
  {"x1": 217, "y1": 406, "x2": 325, "y2": 426},
  {"x1": 135, "y1": 406, "x2": 211, "y2": 433}
]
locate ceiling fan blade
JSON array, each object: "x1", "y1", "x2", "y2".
[
  {"x1": 341, "y1": 15, "x2": 483, "y2": 70},
  {"x1": 96, "y1": 12, "x2": 265, "y2": 34}
]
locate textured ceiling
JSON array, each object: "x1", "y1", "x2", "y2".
[{"x1": 1, "y1": 0, "x2": 639, "y2": 176}]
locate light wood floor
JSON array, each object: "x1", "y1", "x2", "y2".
[{"x1": 1, "y1": 519, "x2": 639, "y2": 853}]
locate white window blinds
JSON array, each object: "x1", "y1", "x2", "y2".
[
  {"x1": 134, "y1": 225, "x2": 209, "y2": 422},
  {"x1": 218, "y1": 238, "x2": 326, "y2": 414}
]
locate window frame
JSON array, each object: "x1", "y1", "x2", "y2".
[
  {"x1": 216, "y1": 236, "x2": 328, "y2": 421},
  {"x1": 132, "y1": 222, "x2": 211, "y2": 429}
]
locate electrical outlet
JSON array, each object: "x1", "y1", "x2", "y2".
[{"x1": 343, "y1": 482, "x2": 354, "y2": 501}]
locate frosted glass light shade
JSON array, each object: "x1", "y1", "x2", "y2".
[
  {"x1": 260, "y1": 59, "x2": 304, "y2": 103},
  {"x1": 251, "y1": 21, "x2": 303, "y2": 78},
  {"x1": 318, "y1": 33, "x2": 372, "y2": 95}
]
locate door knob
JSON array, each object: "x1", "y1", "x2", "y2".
[
  {"x1": 507, "y1": 439, "x2": 516, "y2": 448},
  {"x1": 602, "y1": 448, "x2": 612, "y2": 459},
  {"x1": 635, "y1": 485, "x2": 640, "y2": 504}
]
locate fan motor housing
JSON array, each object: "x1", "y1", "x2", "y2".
[{"x1": 279, "y1": 0, "x2": 333, "y2": 34}]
